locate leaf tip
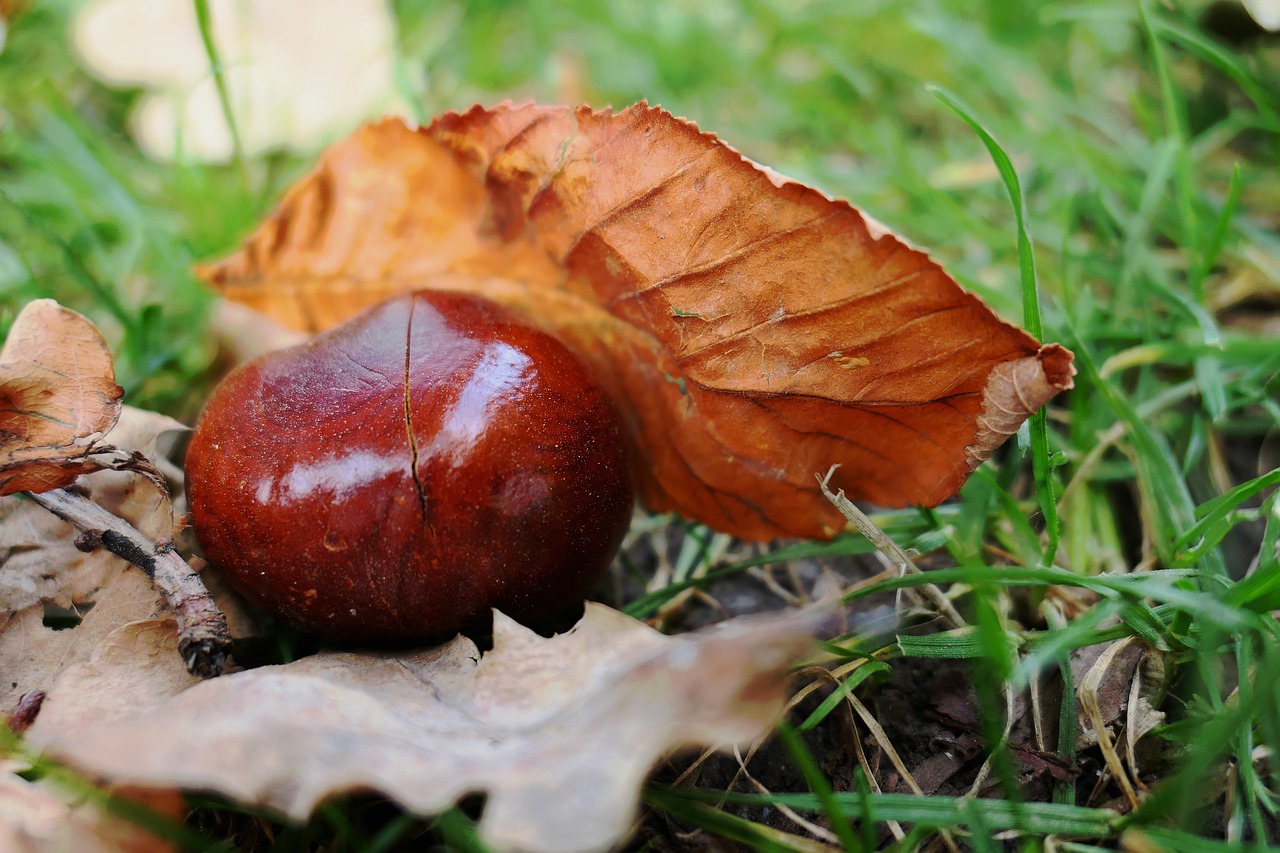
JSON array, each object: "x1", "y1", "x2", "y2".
[{"x1": 963, "y1": 343, "x2": 1075, "y2": 471}]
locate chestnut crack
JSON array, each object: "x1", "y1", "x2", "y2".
[{"x1": 402, "y1": 301, "x2": 430, "y2": 523}]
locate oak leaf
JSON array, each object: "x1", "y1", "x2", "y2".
[
  {"x1": 0, "y1": 300, "x2": 125, "y2": 496},
  {"x1": 202, "y1": 103, "x2": 1074, "y2": 540},
  {"x1": 47, "y1": 604, "x2": 821, "y2": 853},
  {"x1": 24, "y1": 617, "x2": 200, "y2": 744},
  {"x1": 0, "y1": 407, "x2": 185, "y2": 615},
  {"x1": 0, "y1": 406, "x2": 208, "y2": 713},
  {"x1": 0, "y1": 567, "x2": 164, "y2": 717}
]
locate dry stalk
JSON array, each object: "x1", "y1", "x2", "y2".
[
  {"x1": 817, "y1": 466, "x2": 966, "y2": 629},
  {"x1": 965, "y1": 683, "x2": 1017, "y2": 796},
  {"x1": 732, "y1": 744, "x2": 844, "y2": 847},
  {"x1": 1078, "y1": 637, "x2": 1142, "y2": 810}
]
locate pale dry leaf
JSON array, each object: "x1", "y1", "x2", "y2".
[
  {"x1": 0, "y1": 300, "x2": 123, "y2": 496},
  {"x1": 25, "y1": 619, "x2": 200, "y2": 744},
  {"x1": 50, "y1": 603, "x2": 821, "y2": 853},
  {"x1": 1076, "y1": 638, "x2": 1146, "y2": 809},
  {"x1": 86, "y1": 405, "x2": 187, "y2": 540},
  {"x1": 1070, "y1": 638, "x2": 1146, "y2": 749},
  {"x1": 73, "y1": 0, "x2": 407, "y2": 161},
  {"x1": 0, "y1": 497, "x2": 113, "y2": 613},
  {"x1": 0, "y1": 406, "x2": 186, "y2": 612},
  {"x1": 0, "y1": 772, "x2": 175, "y2": 853},
  {"x1": 208, "y1": 297, "x2": 307, "y2": 365},
  {"x1": 0, "y1": 567, "x2": 162, "y2": 713},
  {"x1": 1244, "y1": 0, "x2": 1280, "y2": 30}
]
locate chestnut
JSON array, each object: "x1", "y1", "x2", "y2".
[{"x1": 185, "y1": 291, "x2": 634, "y2": 642}]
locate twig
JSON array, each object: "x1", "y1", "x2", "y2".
[
  {"x1": 817, "y1": 466, "x2": 966, "y2": 629},
  {"x1": 24, "y1": 487, "x2": 231, "y2": 678}
]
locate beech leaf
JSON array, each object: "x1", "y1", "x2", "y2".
[
  {"x1": 202, "y1": 103, "x2": 1074, "y2": 540},
  {"x1": 0, "y1": 300, "x2": 124, "y2": 496},
  {"x1": 47, "y1": 604, "x2": 821, "y2": 853}
]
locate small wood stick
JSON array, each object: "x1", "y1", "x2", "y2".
[
  {"x1": 24, "y1": 487, "x2": 231, "y2": 678},
  {"x1": 817, "y1": 465, "x2": 966, "y2": 629}
]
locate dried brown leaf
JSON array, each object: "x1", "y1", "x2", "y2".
[
  {"x1": 49, "y1": 604, "x2": 821, "y2": 853},
  {"x1": 1071, "y1": 638, "x2": 1146, "y2": 746},
  {"x1": 0, "y1": 497, "x2": 111, "y2": 613},
  {"x1": 202, "y1": 103, "x2": 1074, "y2": 540},
  {"x1": 25, "y1": 619, "x2": 200, "y2": 743},
  {"x1": 0, "y1": 300, "x2": 124, "y2": 496}
]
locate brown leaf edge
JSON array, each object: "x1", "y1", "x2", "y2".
[{"x1": 964, "y1": 343, "x2": 1076, "y2": 471}]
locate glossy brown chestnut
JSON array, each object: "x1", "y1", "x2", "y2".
[{"x1": 185, "y1": 291, "x2": 634, "y2": 642}]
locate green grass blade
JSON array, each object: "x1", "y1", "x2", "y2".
[
  {"x1": 897, "y1": 629, "x2": 1020, "y2": 660},
  {"x1": 1044, "y1": 605, "x2": 1079, "y2": 807},
  {"x1": 1064, "y1": 329, "x2": 1225, "y2": 576},
  {"x1": 777, "y1": 721, "x2": 863, "y2": 851},
  {"x1": 1197, "y1": 163, "x2": 1244, "y2": 288},
  {"x1": 1137, "y1": 0, "x2": 1199, "y2": 281},
  {"x1": 1152, "y1": 18, "x2": 1280, "y2": 129},
  {"x1": 1225, "y1": 493, "x2": 1280, "y2": 611},
  {"x1": 797, "y1": 659, "x2": 892, "y2": 733},
  {"x1": 192, "y1": 0, "x2": 248, "y2": 186},
  {"x1": 1138, "y1": 0, "x2": 1231, "y2": 424},
  {"x1": 431, "y1": 808, "x2": 492, "y2": 853},
  {"x1": 1173, "y1": 467, "x2": 1280, "y2": 564},
  {"x1": 927, "y1": 83, "x2": 1061, "y2": 566},
  {"x1": 665, "y1": 788, "x2": 1121, "y2": 837},
  {"x1": 645, "y1": 787, "x2": 830, "y2": 853},
  {"x1": 1125, "y1": 825, "x2": 1280, "y2": 853}
]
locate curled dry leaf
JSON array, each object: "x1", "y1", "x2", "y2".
[
  {"x1": 0, "y1": 300, "x2": 124, "y2": 496},
  {"x1": 49, "y1": 603, "x2": 822, "y2": 853},
  {"x1": 202, "y1": 103, "x2": 1075, "y2": 540}
]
